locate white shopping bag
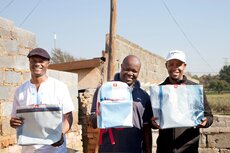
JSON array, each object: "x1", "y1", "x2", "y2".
[
  {"x1": 150, "y1": 84, "x2": 204, "y2": 129},
  {"x1": 16, "y1": 104, "x2": 63, "y2": 145},
  {"x1": 97, "y1": 81, "x2": 133, "y2": 128}
]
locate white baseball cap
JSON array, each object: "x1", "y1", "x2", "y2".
[{"x1": 166, "y1": 50, "x2": 186, "y2": 63}]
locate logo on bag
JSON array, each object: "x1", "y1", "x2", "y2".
[{"x1": 112, "y1": 83, "x2": 117, "y2": 87}]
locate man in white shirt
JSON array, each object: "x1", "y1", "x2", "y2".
[{"x1": 10, "y1": 48, "x2": 74, "y2": 153}]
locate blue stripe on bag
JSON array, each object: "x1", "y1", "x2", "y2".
[
  {"x1": 190, "y1": 85, "x2": 204, "y2": 126},
  {"x1": 16, "y1": 107, "x2": 62, "y2": 113},
  {"x1": 159, "y1": 86, "x2": 163, "y2": 126}
]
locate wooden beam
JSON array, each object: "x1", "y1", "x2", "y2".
[{"x1": 48, "y1": 58, "x2": 102, "y2": 71}]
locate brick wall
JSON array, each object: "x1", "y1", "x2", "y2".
[
  {"x1": 0, "y1": 17, "x2": 35, "y2": 152},
  {"x1": 199, "y1": 115, "x2": 230, "y2": 153},
  {"x1": 0, "y1": 17, "x2": 82, "y2": 153},
  {"x1": 105, "y1": 34, "x2": 168, "y2": 85}
]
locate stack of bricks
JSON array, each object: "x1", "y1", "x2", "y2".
[
  {"x1": 78, "y1": 89, "x2": 100, "y2": 153},
  {"x1": 66, "y1": 127, "x2": 83, "y2": 153},
  {"x1": 199, "y1": 115, "x2": 230, "y2": 153},
  {"x1": 87, "y1": 124, "x2": 100, "y2": 153},
  {"x1": 105, "y1": 34, "x2": 168, "y2": 84}
]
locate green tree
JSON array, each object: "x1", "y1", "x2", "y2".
[
  {"x1": 219, "y1": 65, "x2": 230, "y2": 84},
  {"x1": 209, "y1": 79, "x2": 230, "y2": 93},
  {"x1": 199, "y1": 74, "x2": 218, "y2": 89},
  {"x1": 51, "y1": 48, "x2": 76, "y2": 64},
  {"x1": 191, "y1": 74, "x2": 199, "y2": 80}
]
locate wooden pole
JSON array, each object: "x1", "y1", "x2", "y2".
[
  {"x1": 95, "y1": 3, "x2": 117, "y2": 152},
  {"x1": 107, "y1": 0, "x2": 117, "y2": 81}
]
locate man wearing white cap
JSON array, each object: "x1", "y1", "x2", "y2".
[{"x1": 151, "y1": 50, "x2": 213, "y2": 153}]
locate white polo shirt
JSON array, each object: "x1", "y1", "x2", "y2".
[{"x1": 11, "y1": 77, "x2": 75, "y2": 153}]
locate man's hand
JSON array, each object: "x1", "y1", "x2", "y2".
[
  {"x1": 10, "y1": 117, "x2": 23, "y2": 128},
  {"x1": 151, "y1": 117, "x2": 160, "y2": 129},
  {"x1": 197, "y1": 117, "x2": 207, "y2": 128},
  {"x1": 90, "y1": 113, "x2": 97, "y2": 129},
  {"x1": 51, "y1": 133, "x2": 64, "y2": 147}
]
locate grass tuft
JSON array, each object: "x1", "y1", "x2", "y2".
[{"x1": 206, "y1": 93, "x2": 230, "y2": 115}]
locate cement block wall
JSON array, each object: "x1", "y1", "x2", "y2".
[
  {"x1": 198, "y1": 115, "x2": 230, "y2": 153},
  {"x1": 0, "y1": 17, "x2": 36, "y2": 152},
  {"x1": 0, "y1": 17, "x2": 82, "y2": 153},
  {"x1": 70, "y1": 66, "x2": 104, "y2": 90},
  {"x1": 106, "y1": 34, "x2": 168, "y2": 85}
]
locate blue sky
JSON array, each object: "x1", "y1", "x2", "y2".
[{"x1": 1, "y1": 0, "x2": 230, "y2": 76}]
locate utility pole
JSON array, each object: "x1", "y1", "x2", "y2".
[
  {"x1": 95, "y1": 2, "x2": 117, "y2": 152},
  {"x1": 107, "y1": 0, "x2": 117, "y2": 81}
]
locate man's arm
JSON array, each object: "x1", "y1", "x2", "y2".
[
  {"x1": 90, "y1": 87, "x2": 100, "y2": 129},
  {"x1": 62, "y1": 111, "x2": 73, "y2": 133},
  {"x1": 52, "y1": 111, "x2": 73, "y2": 147},
  {"x1": 143, "y1": 93, "x2": 153, "y2": 153},
  {"x1": 199, "y1": 91, "x2": 213, "y2": 128},
  {"x1": 143, "y1": 123, "x2": 152, "y2": 153}
]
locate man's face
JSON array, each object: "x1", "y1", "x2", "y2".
[
  {"x1": 120, "y1": 58, "x2": 141, "y2": 86},
  {"x1": 166, "y1": 59, "x2": 186, "y2": 81},
  {"x1": 29, "y1": 56, "x2": 49, "y2": 78}
]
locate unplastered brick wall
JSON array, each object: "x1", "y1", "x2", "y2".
[
  {"x1": 105, "y1": 34, "x2": 168, "y2": 86},
  {"x1": 0, "y1": 17, "x2": 82, "y2": 153},
  {"x1": 0, "y1": 16, "x2": 35, "y2": 152},
  {"x1": 199, "y1": 115, "x2": 230, "y2": 153}
]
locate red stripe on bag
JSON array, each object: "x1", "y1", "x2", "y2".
[
  {"x1": 96, "y1": 102, "x2": 100, "y2": 115},
  {"x1": 99, "y1": 128, "x2": 123, "y2": 145},
  {"x1": 108, "y1": 129, "x2": 115, "y2": 144}
]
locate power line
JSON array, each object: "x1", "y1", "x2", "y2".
[
  {"x1": 0, "y1": 0, "x2": 16, "y2": 14},
  {"x1": 160, "y1": 0, "x2": 215, "y2": 73},
  {"x1": 19, "y1": 0, "x2": 42, "y2": 27}
]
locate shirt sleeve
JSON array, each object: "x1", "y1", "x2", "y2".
[
  {"x1": 61, "y1": 83, "x2": 74, "y2": 114},
  {"x1": 90, "y1": 87, "x2": 100, "y2": 114},
  {"x1": 203, "y1": 90, "x2": 213, "y2": 127}
]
